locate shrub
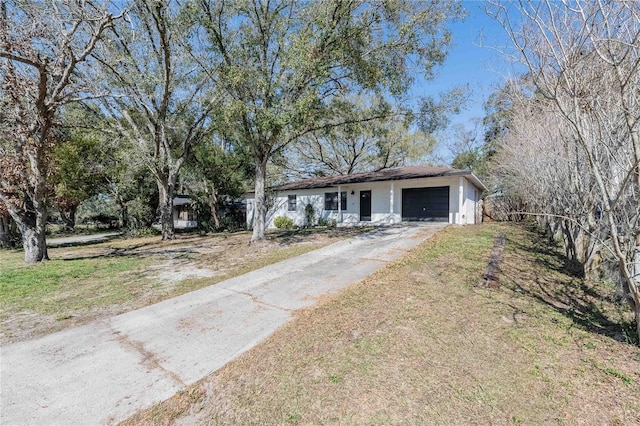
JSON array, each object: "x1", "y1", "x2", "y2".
[
  {"x1": 219, "y1": 215, "x2": 246, "y2": 232},
  {"x1": 317, "y1": 217, "x2": 337, "y2": 228},
  {"x1": 274, "y1": 216, "x2": 294, "y2": 229},
  {"x1": 304, "y1": 204, "x2": 315, "y2": 227}
]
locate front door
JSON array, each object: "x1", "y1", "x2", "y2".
[{"x1": 360, "y1": 190, "x2": 371, "y2": 221}]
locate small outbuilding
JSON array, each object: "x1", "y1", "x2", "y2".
[
  {"x1": 246, "y1": 166, "x2": 486, "y2": 229},
  {"x1": 173, "y1": 195, "x2": 198, "y2": 229}
]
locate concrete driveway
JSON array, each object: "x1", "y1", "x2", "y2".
[{"x1": 1, "y1": 224, "x2": 445, "y2": 425}]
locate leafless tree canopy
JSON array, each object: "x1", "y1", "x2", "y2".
[
  {"x1": 487, "y1": 0, "x2": 640, "y2": 339},
  {"x1": 285, "y1": 97, "x2": 434, "y2": 177}
]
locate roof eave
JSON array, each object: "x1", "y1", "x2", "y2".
[{"x1": 465, "y1": 173, "x2": 488, "y2": 192}]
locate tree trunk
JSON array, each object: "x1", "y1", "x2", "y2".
[
  {"x1": 561, "y1": 219, "x2": 577, "y2": 262},
  {"x1": 583, "y1": 231, "x2": 601, "y2": 276},
  {"x1": 209, "y1": 186, "x2": 220, "y2": 229},
  {"x1": 114, "y1": 192, "x2": 128, "y2": 229},
  {"x1": 21, "y1": 225, "x2": 48, "y2": 263},
  {"x1": 251, "y1": 157, "x2": 268, "y2": 242},
  {"x1": 0, "y1": 215, "x2": 12, "y2": 249},
  {"x1": 633, "y1": 235, "x2": 640, "y2": 343},
  {"x1": 2, "y1": 174, "x2": 50, "y2": 262},
  {"x1": 0, "y1": 216, "x2": 7, "y2": 248},
  {"x1": 157, "y1": 177, "x2": 175, "y2": 240},
  {"x1": 59, "y1": 207, "x2": 77, "y2": 230},
  {"x1": 10, "y1": 205, "x2": 49, "y2": 263}
]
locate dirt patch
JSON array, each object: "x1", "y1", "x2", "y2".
[
  {"x1": 153, "y1": 263, "x2": 220, "y2": 283},
  {"x1": 143, "y1": 255, "x2": 222, "y2": 290},
  {"x1": 1, "y1": 311, "x2": 59, "y2": 342},
  {"x1": 1, "y1": 304, "x2": 128, "y2": 343}
]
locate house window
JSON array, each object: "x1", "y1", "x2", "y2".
[
  {"x1": 177, "y1": 205, "x2": 195, "y2": 221},
  {"x1": 324, "y1": 192, "x2": 347, "y2": 211},
  {"x1": 288, "y1": 195, "x2": 297, "y2": 211}
]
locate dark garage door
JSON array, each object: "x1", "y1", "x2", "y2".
[{"x1": 402, "y1": 186, "x2": 450, "y2": 222}]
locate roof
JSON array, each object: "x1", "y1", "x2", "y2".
[
  {"x1": 272, "y1": 166, "x2": 487, "y2": 192},
  {"x1": 173, "y1": 195, "x2": 191, "y2": 206}
]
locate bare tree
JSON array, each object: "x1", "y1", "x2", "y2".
[
  {"x1": 448, "y1": 119, "x2": 493, "y2": 177},
  {"x1": 286, "y1": 98, "x2": 434, "y2": 177},
  {"x1": 488, "y1": 0, "x2": 640, "y2": 339},
  {"x1": 0, "y1": 1, "x2": 120, "y2": 262},
  {"x1": 491, "y1": 80, "x2": 602, "y2": 269}
]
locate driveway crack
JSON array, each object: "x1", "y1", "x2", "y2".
[
  {"x1": 223, "y1": 288, "x2": 292, "y2": 312},
  {"x1": 358, "y1": 257, "x2": 389, "y2": 263},
  {"x1": 112, "y1": 331, "x2": 185, "y2": 387}
]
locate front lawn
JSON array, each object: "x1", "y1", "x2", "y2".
[
  {"x1": 0, "y1": 228, "x2": 366, "y2": 343},
  {"x1": 123, "y1": 222, "x2": 640, "y2": 425}
]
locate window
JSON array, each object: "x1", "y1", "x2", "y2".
[
  {"x1": 324, "y1": 192, "x2": 347, "y2": 211},
  {"x1": 177, "y1": 205, "x2": 196, "y2": 221},
  {"x1": 288, "y1": 195, "x2": 297, "y2": 211}
]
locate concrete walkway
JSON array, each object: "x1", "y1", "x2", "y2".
[
  {"x1": 1, "y1": 224, "x2": 445, "y2": 425},
  {"x1": 47, "y1": 232, "x2": 122, "y2": 247}
]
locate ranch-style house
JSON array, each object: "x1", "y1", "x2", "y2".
[{"x1": 246, "y1": 166, "x2": 486, "y2": 228}]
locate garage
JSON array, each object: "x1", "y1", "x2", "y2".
[{"x1": 402, "y1": 186, "x2": 450, "y2": 222}]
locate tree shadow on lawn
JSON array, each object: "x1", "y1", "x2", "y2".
[
  {"x1": 57, "y1": 240, "x2": 196, "y2": 262},
  {"x1": 502, "y1": 230, "x2": 637, "y2": 345},
  {"x1": 57, "y1": 227, "x2": 373, "y2": 261},
  {"x1": 515, "y1": 223, "x2": 586, "y2": 278},
  {"x1": 268, "y1": 228, "x2": 317, "y2": 245},
  {"x1": 269, "y1": 227, "x2": 371, "y2": 245}
]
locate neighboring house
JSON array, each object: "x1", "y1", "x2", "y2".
[
  {"x1": 173, "y1": 195, "x2": 198, "y2": 229},
  {"x1": 246, "y1": 166, "x2": 487, "y2": 229}
]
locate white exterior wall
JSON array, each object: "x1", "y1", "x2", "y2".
[
  {"x1": 174, "y1": 220, "x2": 198, "y2": 229},
  {"x1": 246, "y1": 189, "x2": 328, "y2": 229},
  {"x1": 458, "y1": 178, "x2": 482, "y2": 225},
  {"x1": 246, "y1": 176, "x2": 483, "y2": 229},
  {"x1": 464, "y1": 179, "x2": 482, "y2": 224}
]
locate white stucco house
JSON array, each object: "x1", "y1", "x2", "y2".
[{"x1": 246, "y1": 166, "x2": 486, "y2": 229}]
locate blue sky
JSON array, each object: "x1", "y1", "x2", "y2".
[{"x1": 409, "y1": 1, "x2": 522, "y2": 162}]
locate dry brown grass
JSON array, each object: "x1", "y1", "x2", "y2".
[{"x1": 122, "y1": 223, "x2": 640, "y2": 425}]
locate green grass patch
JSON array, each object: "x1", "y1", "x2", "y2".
[
  {"x1": 601, "y1": 366, "x2": 634, "y2": 385},
  {"x1": 0, "y1": 253, "x2": 150, "y2": 316}
]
